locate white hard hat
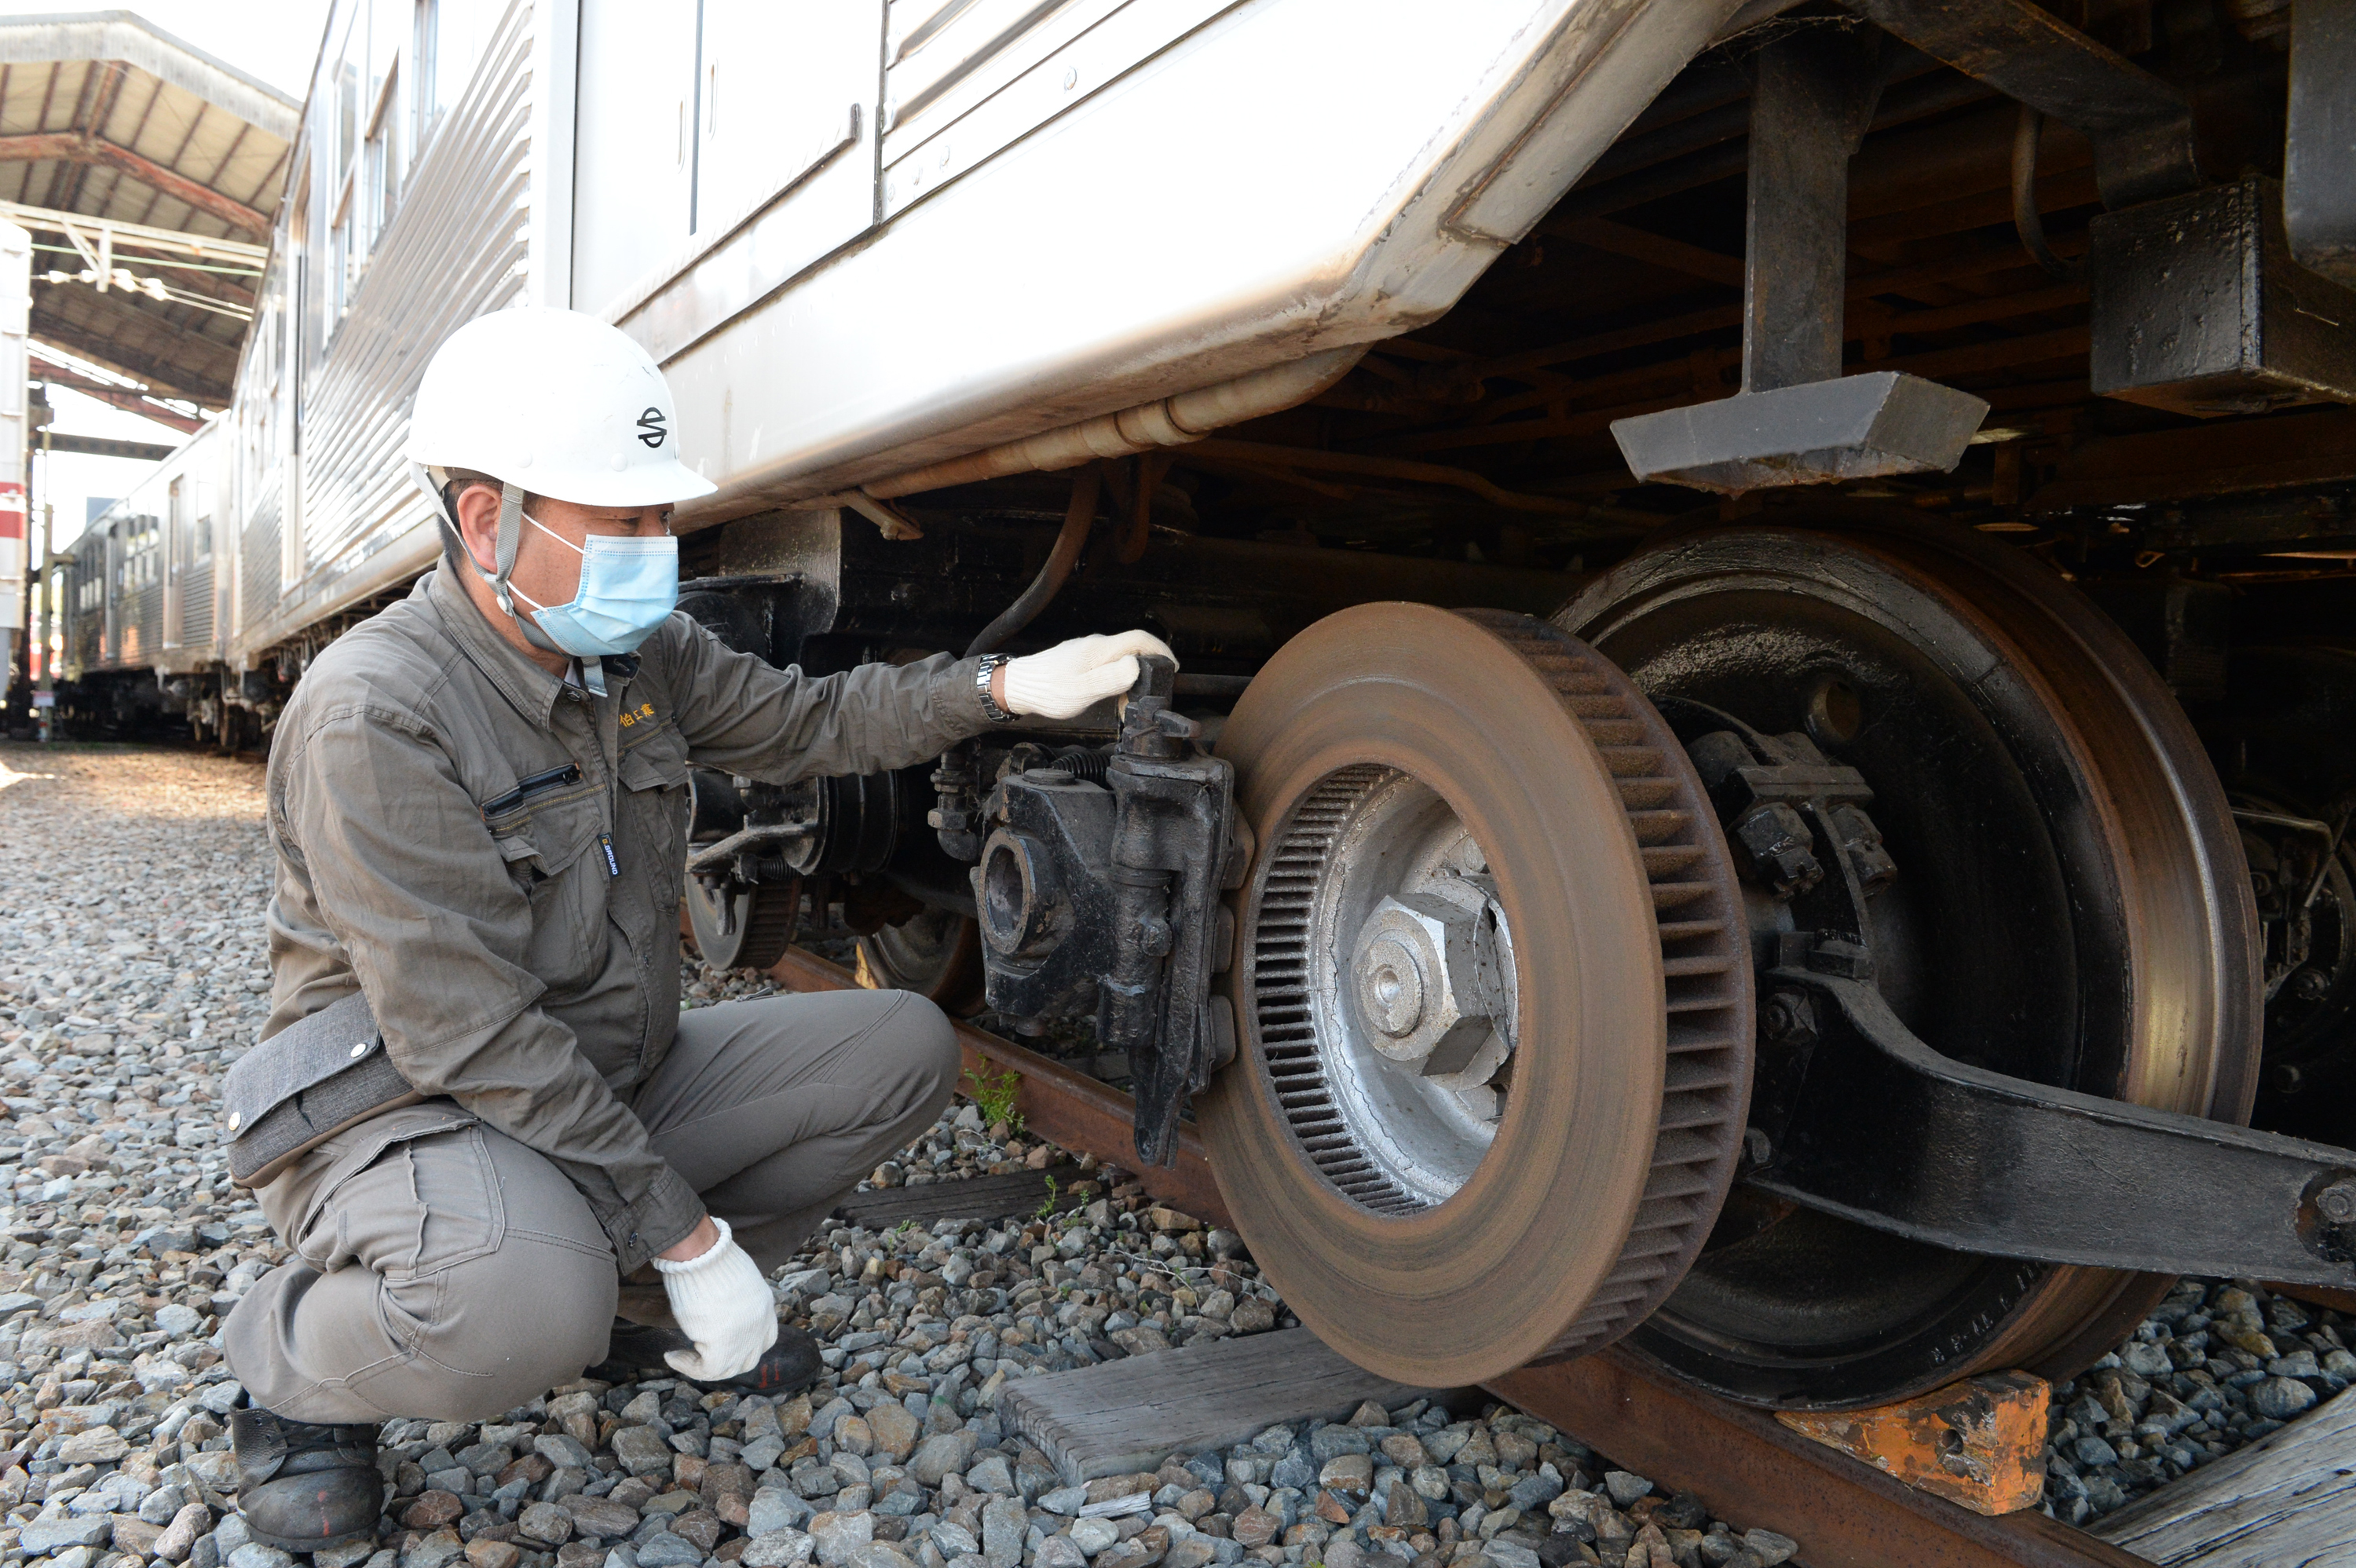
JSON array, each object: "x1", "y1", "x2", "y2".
[{"x1": 404, "y1": 305, "x2": 716, "y2": 507}]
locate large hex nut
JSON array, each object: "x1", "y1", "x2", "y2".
[{"x1": 1349, "y1": 892, "x2": 1498, "y2": 1075}]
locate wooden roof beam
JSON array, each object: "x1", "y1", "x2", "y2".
[
  {"x1": 27, "y1": 310, "x2": 226, "y2": 406},
  {"x1": 0, "y1": 130, "x2": 269, "y2": 234},
  {"x1": 31, "y1": 383, "x2": 201, "y2": 436}
]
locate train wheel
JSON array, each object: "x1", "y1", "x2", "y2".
[
  {"x1": 681, "y1": 766, "x2": 801, "y2": 971},
  {"x1": 856, "y1": 908, "x2": 987, "y2": 1016},
  {"x1": 1201, "y1": 604, "x2": 1754, "y2": 1387},
  {"x1": 686, "y1": 875, "x2": 801, "y2": 971},
  {"x1": 1560, "y1": 509, "x2": 2260, "y2": 1409}
]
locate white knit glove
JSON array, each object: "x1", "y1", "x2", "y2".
[
  {"x1": 652, "y1": 1218, "x2": 778, "y2": 1380},
  {"x1": 1002, "y1": 630, "x2": 1176, "y2": 720}
]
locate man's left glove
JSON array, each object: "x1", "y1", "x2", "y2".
[
  {"x1": 1003, "y1": 630, "x2": 1177, "y2": 720},
  {"x1": 652, "y1": 1216, "x2": 779, "y2": 1380}
]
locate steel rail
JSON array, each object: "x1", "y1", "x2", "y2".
[
  {"x1": 1490, "y1": 1354, "x2": 2153, "y2": 1568},
  {"x1": 765, "y1": 944, "x2": 2144, "y2": 1568},
  {"x1": 767, "y1": 946, "x2": 1230, "y2": 1225}
]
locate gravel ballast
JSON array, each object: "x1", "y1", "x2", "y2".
[{"x1": 0, "y1": 744, "x2": 2348, "y2": 1568}]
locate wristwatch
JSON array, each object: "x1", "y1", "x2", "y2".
[{"x1": 975, "y1": 652, "x2": 1015, "y2": 722}]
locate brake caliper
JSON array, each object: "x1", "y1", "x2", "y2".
[{"x1": 968, "y1": 657, "x2": 1246, "y2": 1167}]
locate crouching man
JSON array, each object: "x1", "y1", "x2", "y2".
[{"x1": 220, "y1": 307, "x2": 1170, "y2": 1549}]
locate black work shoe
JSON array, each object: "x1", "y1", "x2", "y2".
[
  {"x1": 592, "y1": 1320, "x2": 823, "y2": 1394},
  {"x1": 230, "y1": 1405, "x2": 382, "y2": 1552}
]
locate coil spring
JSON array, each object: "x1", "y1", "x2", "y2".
[{"x1": 1049, "y1": 747, "x2": 1113, "y2": 784}]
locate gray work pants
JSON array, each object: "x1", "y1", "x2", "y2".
[{"x1": 224, "y1": 989, "x2": 957, "y2": 1424}]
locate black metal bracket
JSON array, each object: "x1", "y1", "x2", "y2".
[
  {"x1": 1753, "y1": 967, "x2": 2356, "y2": 1286},
  {"x1": 970, "y1": 657, "x2": 1243, "y2": 1168},
  {"x1": 1611, "y1": 24, "x2": 1986, "y2": 493},
  {"x1": 1846, "y1": 0, "x2": 2202, "y2": 209},
  {"x1": 1675, "y1": 701, "x2": 2356, "y2": 1287},
  {"x1": 2287, "y1": 0, "x2": 2356, "y2": 287}
]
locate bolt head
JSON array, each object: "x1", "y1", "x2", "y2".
[
  {"x1": 1356, "y1": 935, "x2": 1426, "y2": 1037},
  {"x1": 1350, "y1": 890, "x2": 1501, "y2": 1075},
  {"x1": 1759, "y1": 989, "x2": 1817, "y2": 1047},
  {"x1": 2292, "y1": 967, "x2": 2333, "y2": 1003},
  {"x1": 2318, "y1": 1180, "x2": 2356, "y2": 1223}
]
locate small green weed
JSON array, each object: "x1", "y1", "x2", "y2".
[
  {"x1": 1034, "y1": 1171, "x2": 1060, "y2": 1219},
  {"x1": 964, "y1": 1065, "x2": 1024, "y2": 1131}
]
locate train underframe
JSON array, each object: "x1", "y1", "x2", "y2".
[{"x1": 660, "y1": 3, "x2": 2356, "y2": 1412}]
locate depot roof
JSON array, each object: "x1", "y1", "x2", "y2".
[{"x1": 0, "y1": 10, "x2": 298, "y2": 411}]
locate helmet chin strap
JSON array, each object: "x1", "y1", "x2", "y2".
[{"x1": 432, "y1": 466, "x2": 606, "y2": 693}]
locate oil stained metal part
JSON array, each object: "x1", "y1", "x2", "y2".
[
  {"x1": 1612, "y1": 371, "x2": 1990, "y2": 494},
  {"x1": 2287, "y1": 0, "x2": 2356, "y2": 286},
  {"x1": 1564, "y1": 510, "x2": 2263, "y2": 1409},
  {"x1": 972, "y1": 656, "x2": 1240, "y2": 1168},
  {"x1": 2090, "y1": 177, "x2": 2356, "y2": 418},
  {"x1": 1609, "y1": 27, "x2": 1988, "y2": 492},
  {"x1": 1755, "y1": 971, "x2": 2356, "y2": 1285},
  {"x1": 1846, "y1": 0, "x2": 2202, "y2": 208}
]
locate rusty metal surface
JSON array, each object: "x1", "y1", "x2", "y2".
[
  {"x1": 766, "y1": 946, "x2": 1234, "y2": 1226},
  {"x1": 1202, "y1": 605, "x2": 1754, "y2": 1388},
  {"x1": 778, "y1": 935, "x2": 2146, "y2": 1568},
  {"x1": 1487, "y1": 1354, "x2": 2152, "y2": 1568},
  {"x1": 2267, "y1": 1281, "x2": 2356, "y2": 1317}
]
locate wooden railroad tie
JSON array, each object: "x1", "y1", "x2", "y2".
[
  {"x1": 998, "y1": 1325, "x2": 1442, "y2": 1487},
  {"x1": 2089, "y1": 1384, "x2": 2356, "y2": 1567},
  {"x1": 830, "y1": 1165, "x2": 1087, "y2": 1229}
]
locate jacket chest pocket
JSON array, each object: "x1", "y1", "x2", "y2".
[
  {"x1": 485, "y1": 788, "x2": 610, "y2": 987},
  {"x1": 617, "y1": 723, "x2": 691, "y2": 881}
]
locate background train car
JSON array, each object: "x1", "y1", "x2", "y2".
[{"x1": 48, "y1": 422, "x2": 228, "y2": 737}]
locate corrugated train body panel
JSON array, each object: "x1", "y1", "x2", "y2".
[{"x1": 240, "y1": 0, "x2": 538, "y2": 660}]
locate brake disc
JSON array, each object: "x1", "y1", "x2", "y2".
[{"x1": 1201, "y1": 604, "x2": 1753, "y2": 1387}]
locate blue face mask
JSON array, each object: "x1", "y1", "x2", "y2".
[{"x1": 507, "y1": 513, "x2": 679, "y2": 656}]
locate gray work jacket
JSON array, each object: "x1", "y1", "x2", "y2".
[{"x1": 262, "y1": 563, "x2": 992, "y2": 1270}]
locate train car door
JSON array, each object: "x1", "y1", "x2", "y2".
[{"x1": 575, "y1": 0, "x2": 885, "y2": 361}]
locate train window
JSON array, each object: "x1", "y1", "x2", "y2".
[
  {"x1": 292, "y1": 158, "x2": 319, "y2": 371},
  {"x1": 372, "y1": 0, "x2": 407, "y2": 221},
  {"x1": 331, "y1": 135, "x2": 355, "y2": 325},
  {"x1": 412, "y1": 0, "x2": 439, "y2": 150},
  {"x1": 335, "y1": 15, "x2": 360, "y2": 195},
  {"x1": 130, "y1": 516, "x2": 160, "y2": 590},
  {"x1": 368, "y1": 70, "x2": 401, "y2": 239},
  {"x1": 419, "y1": 1, "x2": 492, "y2": 148}
]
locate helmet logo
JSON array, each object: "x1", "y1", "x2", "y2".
[{"x1": 635, "y1": 408, "x2": 668, "y2": 449}]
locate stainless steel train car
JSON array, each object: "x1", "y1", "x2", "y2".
[
  {"x1": 37, "y1": 0, "x2": 2356, "y2": 1413},
  {"x1": 46, "y1": 421, "x2": 229, "y2": 736}
]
